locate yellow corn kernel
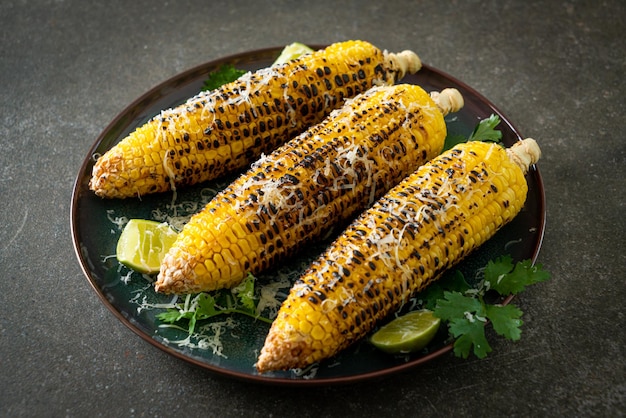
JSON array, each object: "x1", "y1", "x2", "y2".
[
  {"x1": 89, "y1": 40, "x2": 422, "y2": 199},
  {"x1": 155, "y1": 84, "x2": 462, "y2": 295},
  {"x1": 245, "y1": 234, "x2": 260, "y2": 253},
  {"x1": 222, "y1": 228, "x2": 239, "y2": 245},
  {"x1": 237, "y1": 238, "x2": 252, "y2": 256},
  {"x1": 194, "y1": 262, "x2": 207, "y2": 277},
  {"x1": 231, "y1": 222, "x2": 247, "y2": 240},
  {"x1": 215, "y1": 234, "x2": 231, "y2": 251},
  {"x1": 228, "y1": 243, "x2": 244, "y2": 262},
  {"x1": 203, "y1": 259, "x2": 216, "y2": 274},
  {"x1": 299, "y1": 319, "x2": 312, "y2": 335},
  {"x1": 310, "y1": 325, "x2": 325, "y2": 341},
  {"x1": 212, "y1": 253, "x2": 224, "y2": 269},
  {"x1": 256, "y1": 139, "x2": 541, "y2": 373}
]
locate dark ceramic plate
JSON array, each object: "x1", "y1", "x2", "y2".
[{"x1": 71, "y1": 46, "x2": 546, "y2": 385}]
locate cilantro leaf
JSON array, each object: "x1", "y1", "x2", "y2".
[
  {"x1": 483, "y1": 255, "x2": 515, "y2": 289},
  {"x1": 435, "y1": 291, "x2": 490, "y2": 358},
  {"x1": 433, "y1": 291, "x2": 484, "y2": 322},
  {"x1": 195, "y1": 292, "x2": 219, "y2": 319},
  {"x1": 430, "y1": 257, "x2": 550, "y2": 359},
  {"x1": 232, "y1": 273, "x2": 257, "y2": 312},
  {"x1": 442, "y1": 114, "x2": 503, "y2": 152},
  {"x1": 486, "y1": 304, "x2": 523, "y2": 341},
  {"x1": 156, "y1": 273, "x2": 273, "y2": 337},
  {"x1": 157, "y1": 309, "x2": 189, "y2": 323},
  {"x1": 486, "y1": 258, "x2": 551, "y2": 295},
  {"x1": 420, "y1": 271, "x2": 471, "y2": 310},
  {"x1": 202, "y1": 64, "x2": 246, "y2": 91},
  {"x1": 468, "y1": 114, "x2": 503, "y2": 142},
  {"x1": 449, "y1": 317, "x2": 492, "y2": 359}
]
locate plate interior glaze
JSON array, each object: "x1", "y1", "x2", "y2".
[{"x1": 71, "y1": 46, "x2": 545, "y2": 385}]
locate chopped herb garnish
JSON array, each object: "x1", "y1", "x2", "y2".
[{"x1": 157, "y1": 273, "x2": 273, "y2": 336}]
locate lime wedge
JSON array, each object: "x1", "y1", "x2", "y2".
[
  {"x1": 370, "y1": 310, "x2": 441, "y2": 354},
  {"x1": 273, "y1": 42, "x2": 314, "y2": 65},
  {"x1": 116, "y1": 219, "x2": 178, "y2": 274}
]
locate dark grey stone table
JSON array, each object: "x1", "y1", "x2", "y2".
[{"x1": 1, "y1": 1, "x2": 623, "y2": 416}]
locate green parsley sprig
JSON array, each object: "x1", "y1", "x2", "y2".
[{"x1": 431, "y1": 256, "x2": 550, "y2": 359}]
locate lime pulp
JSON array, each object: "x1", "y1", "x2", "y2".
[
  {"x1": 370, "y1": 310, "x2": 441, "y2": 354},
  {"x1": 116, "y1": 219, "x2": 178, "y2": 274}
]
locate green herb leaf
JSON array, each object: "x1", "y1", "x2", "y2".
[
  {"x1": 232, "y1": 273, "x2": 257, "y2": 312},
  {"x1": 485, "y1": 257, "x2": 551, "y2": 295},
  {"x1": 468, "y1": 114, "x2": 503, "y2": 142},
  {"x1": 431, "y1": 257, "x2": 550, "y2": 359},
  {"x1": 449, "y1": 317, "x2": 492, "y2": 359},
  {"x1": 486, "y1": 304, "x2": 523, "y2": 341},
  {"x1": 157, "y1": 309, "x2": 188, "y2": 323},
  {"x1": 442, "y1": 114, "x2": 503, "y2": 152},
  {"x1": 188, "y1": 314, "x2": 198, "y2": 335},
  {"x1": 202, "y1": 64, "x2": 246, "y2": 91},
  {"x1": 435, "y1": 291, "x2": 489, "y2": 358},
  {"x1": 156, "y1": 273, "x2": 273, "y2": 336},
  {"x1": 442, "y1": 133, "x2": 469, "y2": 152},
  {"x1": 195, "y1": 292, "x2": 219, "y2": 319},
  {"x1": 434, "y1": 291, "x2": 484, "y2": 322},
  {"x1": 483, "y1": 255, "x2": 515, "y2": 289},
  {"x1": 419, "y1": 270, "x2": 471, "y2": 310}
]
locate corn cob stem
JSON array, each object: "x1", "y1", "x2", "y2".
[
  {"x1": 429, "y1": 89, "x2": 465, "y2": 117},
  {"x1": 507, "y1": 138, "x2": 541, "y2": 173},
  {"x1": 89, "y1": 41, "x2": 422, "y2": 199},
  {"x1": 155, "y1": 84, "x2": 462, "y2": 294},
  {"x1": 256, "y1": 138, "x2": 541, "y2": 373}
]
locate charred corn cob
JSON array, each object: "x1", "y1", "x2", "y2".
[
  {"x1": 90, "y1": 40, "x2": 422, "y2": 198},
  {"x1": 256, "y1": 138, "x2": 541, "y2": 372},
  {"x1": 155, "y1": 84, "x2": 463, "y2": 294}
]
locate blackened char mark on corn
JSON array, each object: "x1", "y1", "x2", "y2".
[
  {"x1": 89, "y1": 41, "x2": 422, "y2": 199},
  {"x1": 256, "y1": 139, "x2": 541, "y2": 372},
  {"x1": 155, "y1": 84, "x2": 459, "y2": 295}
]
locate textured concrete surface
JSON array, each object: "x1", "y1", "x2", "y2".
[{"x1": 1, "y1": 0, "x2": 624, "y2": 416}]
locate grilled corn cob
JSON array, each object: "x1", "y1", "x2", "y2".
[
  {"x1": 90, "y1": 40, "x2": 422, "y2": 198},
  {"x1": 256, "y1": 138, "x2": 541, "y2": 372},
  {"x1": 155, "y1": 84, "x2": 463, "y2": 294}
]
